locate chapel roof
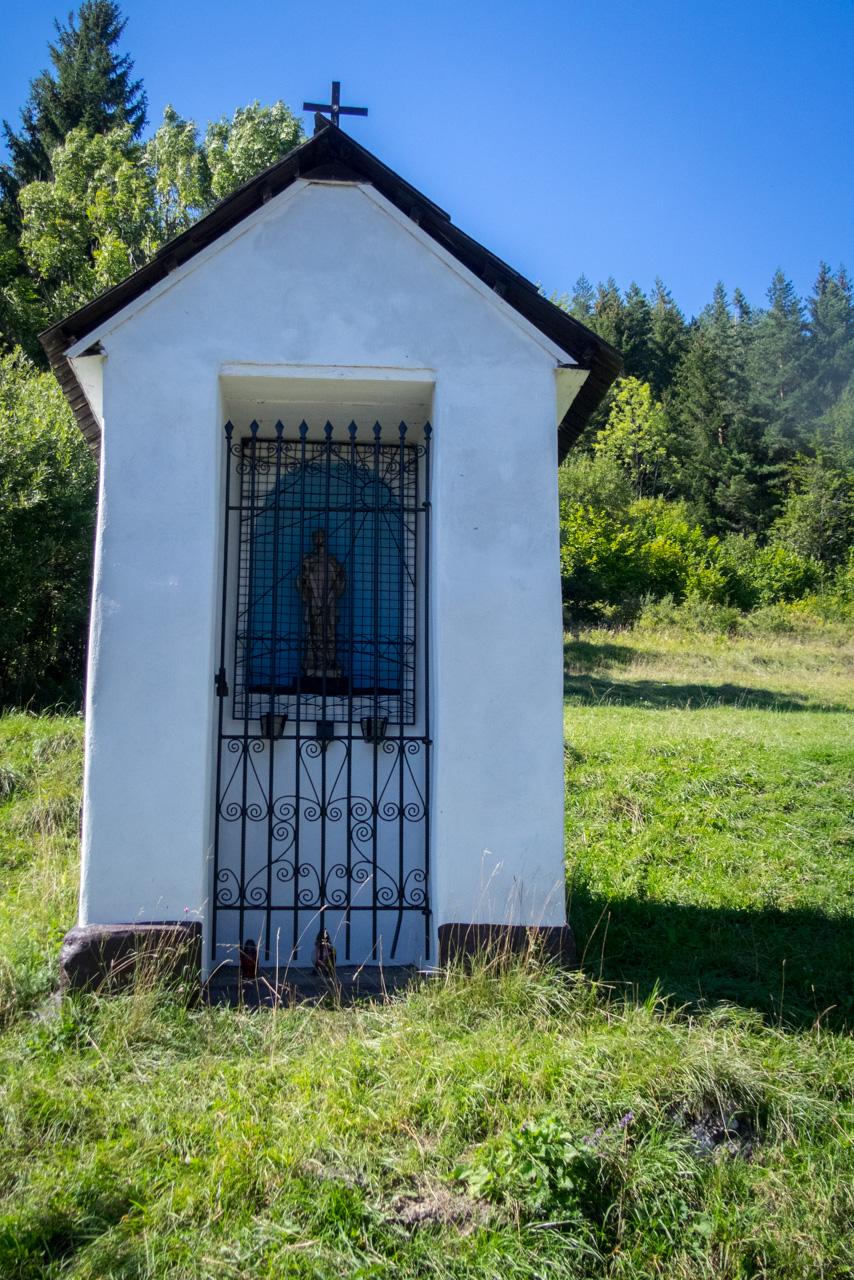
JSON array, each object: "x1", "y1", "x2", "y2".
[{"x1": 41, "y1": 116, "x2": 622, "y2": 459}]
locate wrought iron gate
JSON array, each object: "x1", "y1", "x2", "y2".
[{"x1": 211, "y1": 420, "x2": 431, "y2": 967}]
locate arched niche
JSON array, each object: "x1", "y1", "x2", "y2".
[{"x1": 241, "y1": 456, "x2": 409, "y2": 709}]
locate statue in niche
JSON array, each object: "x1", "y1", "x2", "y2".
[{"x1": 296, "y1": 529, "x2": 346, "y2": 677}]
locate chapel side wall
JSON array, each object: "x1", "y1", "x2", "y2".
[
  {"x1": 79, "y1": 343, "x2": 221, "y2": 925},
  {"x1": 78, "y1": 426, "x2": 107, "y2": 925},
  {"x1": 429, "y1": 374, "x2": 567, "y2": 937}
]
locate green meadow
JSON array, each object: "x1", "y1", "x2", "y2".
[
  {"x1": 564, "y1": 620, "x2": 854, "y2": 1027},
  {"x1": 1, "y1": 623, "x2": 853, "y2": 1278}
]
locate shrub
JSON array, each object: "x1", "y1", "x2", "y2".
[
  {"x1": 455, "y1": 1113, "x2": 613, "y2": 1221},
  {"x1": 750, "y1": 543, "x2": 823, "y2": 604},
  {"x1": 560, "y1": 503, "x2": 703, "y2": 621},
  {"x1": 561, "y1": 500, "x2": 827, "y2": 623},
  {"x1": 558, "y1": 451, "x2": 632, "y2": 518}
]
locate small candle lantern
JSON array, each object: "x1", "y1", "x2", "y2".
[
  {"x1": 360, "y1": 716, "x2": 388, "y2": 744},
  {"x1": 312, "y1": 927, "x2": 337, "y2": 975},
  {"x1": 239, "y1": 937, "x2": 258, "y2": 980},
  {"x1": 260, "y1": 712, "x2": 288, "y2": 739}
]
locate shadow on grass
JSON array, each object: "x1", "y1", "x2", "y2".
[
  {"x1": 569, "y1": 882, "x2": 854, "y2": 1031},
  {"x1": 563, "y1": 640, "x2": 651, "y2": 670},
  {"x1": 0, "y1": 1195, "x2": 132, "y2": 1277},
  {"x1": 564, "y1": 671, "x2": 851, "y2": 712}
]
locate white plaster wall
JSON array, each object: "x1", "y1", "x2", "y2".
[{"x1": 79, "y1": 179, "x2": 569, "y2": 954}]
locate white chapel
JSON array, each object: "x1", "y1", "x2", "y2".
[{"x1": 44, "y1": 109, "x2": 621, "y2": 979}]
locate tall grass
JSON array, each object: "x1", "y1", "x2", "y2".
[{"x1": 0, "y1": 714, "x2": 82, "y2": 1028}]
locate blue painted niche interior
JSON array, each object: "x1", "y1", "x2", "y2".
[{"x1": 243, "y1": 458, "x2": 408, "y2": 696}]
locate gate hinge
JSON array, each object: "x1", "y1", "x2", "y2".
[{"x1": 215, "y1": 667, "x2": 229, "y2": 698}]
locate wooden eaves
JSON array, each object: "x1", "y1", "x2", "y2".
[{"x1": 41, "y1": 117, "x2": 622, "y2": 460}]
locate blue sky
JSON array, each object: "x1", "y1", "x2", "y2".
[{"x1": 3, "y1": 0, "x2": 852, "y2": 319}]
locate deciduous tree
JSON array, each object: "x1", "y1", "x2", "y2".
[
  {"x1": 594, "y1": 377, "x2": 674, "y2": 500},
  {"x1": 19, "y1": 125, "x2": 154, "y2": 322}
]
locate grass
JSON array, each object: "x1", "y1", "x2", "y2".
[
  {"x1": 0, "y1": 713, "x2": 83, "y2": 1028},
  {"x1": 0, "y1": 623, "x2": 852, "y2": 1277},
  {"x1": 563, "y1": 624, "x2": 854, "y2": 1028}
]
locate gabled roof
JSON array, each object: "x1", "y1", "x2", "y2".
[{"x1": 41, "y1": 117, "x2": 622, "y2": 460}]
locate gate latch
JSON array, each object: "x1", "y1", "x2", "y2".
[{"x1": 214, "y1": 667, "x2": 229, "y2": 698}]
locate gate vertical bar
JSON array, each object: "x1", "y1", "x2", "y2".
[
  {"x1": 264, "y1": 421, "x2": 284, "y2": 962},
  {"x1": 391, "y1": 421, "x2": 407, "y2": 958},
  {"x1": 211, "y1": 421, "x2": 235, "y2": 962},
  {"x1": 370, "y1": 421, "x2": 381, "y2": 956},
  {"x1": 423, "y1": 422, "x2": 432, "y2": 958},
  {"x1": 318, "y1": 421, "x2": 334, "y2": 927},
  {"x1": 238, "y1": 420, "x2": 261, "y2": 954},
  {"x1": 293, "y1": 422, "x2": 308, "y2": 959},
  {"x1": 345, "y1": 420, "x2": 357, "y2": 960}
]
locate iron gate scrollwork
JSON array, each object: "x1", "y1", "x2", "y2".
[{"x1": 212, "y1": 419, "x2": 431, "y2": 967}]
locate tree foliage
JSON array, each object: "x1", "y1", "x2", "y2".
[
  {"x1": 593, "y1": 377, "x2": 673, "y2": 500},
  {"x1": 204, "y1": 101, "x2": 303, "y2": 200},
  {"x1": 19, "y1": 124, "x2": 153, "y2": 320},
  {"x1": 14, "y1": 100, "x2": 304, "y2": 327},
  {"x1": 0, "y1": 350, "x2": 97, "y2": 707},
  {"x1": 558, "y1": 266, "x2": 854, "y2": 622},
  {"x1": 1, "y1": 0, "x2": 146, "y2": 193}
]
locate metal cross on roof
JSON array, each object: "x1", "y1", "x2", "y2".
[{"x1": 303, "y1": 81, "x2": 368, "y2": 129}]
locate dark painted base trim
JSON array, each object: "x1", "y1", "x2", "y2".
[
  {"x1": 59, "y1": 921, "x2": 201, "y2": 992},
  {"x1": 437, "y1": 923, "x2": 576, "y2": 967}
]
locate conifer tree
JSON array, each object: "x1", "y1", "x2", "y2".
[
  {"x1": 649, "y1": 278, "x2": 689, "y2": 400},
  {"x1": 749, "y1": 269, "x2": 809, "y2": 456},
  {"x1": 620, "y1": 283, "x2": 654, "y2": 382},
  {"x1": 569, "y1": 273, "x2": 594, "y2": 322},
  {"x1": 591, "y1": 277, "x2": 624, "y2": 350},
  {"x1": 771, "y1": 455, "x2": 854, "y2": 567},
  {"x1": 1, "y1": 1, "x2": 146, "y2": 195},
  {"x1": 677, "y1": 283, "x2": 768, "y2": 534},
  {"x1": 588, "y1": 281, "x2": 657, "y2": 385},
  {"x1": 0, "y1": 2, "x2": 146, "y2": 354},
  {"x1": 806, "y1": 263, "x2": 854, "y2": 420},
  {"x1": 733, "y1": 288, "x2": 753, "y2": 326}
]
